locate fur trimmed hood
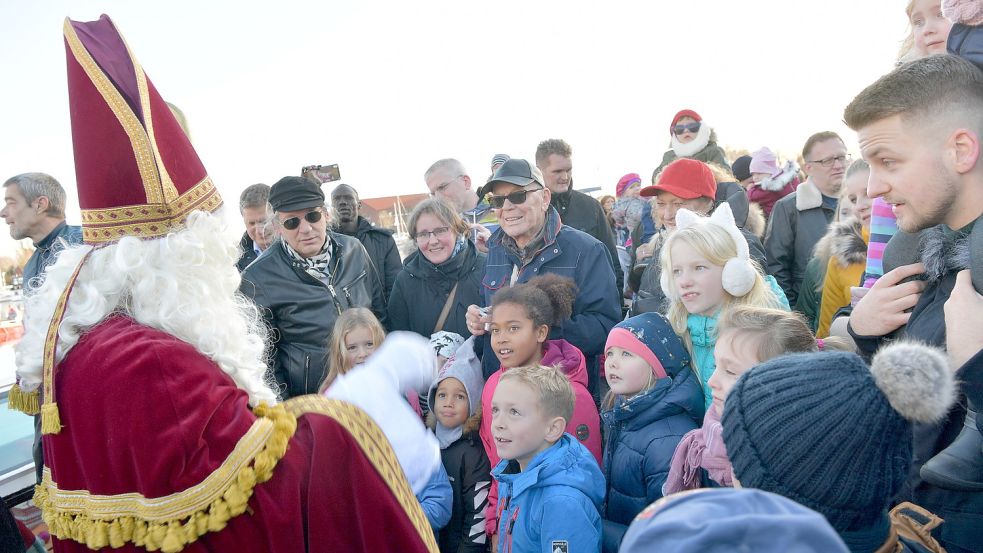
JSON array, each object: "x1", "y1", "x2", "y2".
[
  {"x1": 813, "y1": 218, "x2": 868, "y2": 270},
  {"x1": 756, "y1": 160, "x2": 800, "y2": 192}
]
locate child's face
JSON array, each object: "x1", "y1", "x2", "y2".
[
  {"x1": 343, "y1": 326, "x2": 378, "y2": 369},
  {"x1": 708, "y1": 331, "x2": 761, "y2": 413},
  {"x1": 844, "y1": 170, "x2": 872, "y2": 228},
  {"x1": 490, "y1": 302, "x2": 548, "y2": 368},
  {"x1": 669, "y1": 241, "x2": 727, "y2": 317},
  {"x1": 605, "y1": 346, "x2": 654, "y2": 397},
  {"x1": 491, "y1": 378, "x2": 560, "y2": 470},
  {"x1": 910, "y1": 0, "x2": 953, "y2": 57},
  {"x1": 434, "y1": 377, "x2": 470, "y2": 429}
]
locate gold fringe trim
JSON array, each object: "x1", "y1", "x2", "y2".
[
  {"x1": 35, "y1": 403, "x2": 296, "y2": 553},
  {"x1": 41, "y1": 402, "x2": 62, "y2": 435},
  {"x1": 8, "y1": 383, "x2": 40, "y2": 415}
]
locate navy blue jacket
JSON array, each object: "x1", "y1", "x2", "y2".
[
  {"x1": 479, "y1": 207, "x2": 621, "y2": 389},
  {"x1": 23, "y1": 221, "x2": 83, "y2": 291},
  {"x1": 600, "y1": 366, "x2": 704, "y2": 550}
]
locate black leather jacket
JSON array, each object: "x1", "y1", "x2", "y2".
[{"x1": 239, "y1": 234, "x2": 387, "y2": 399}]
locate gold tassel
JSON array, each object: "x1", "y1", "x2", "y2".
[
  {"x1": 41, "y1": 402, "x2": 63, "y2": 434},
  {"x1": 8, "y1": 383, "x2": 40, "y2": 415},
  {"x1": 160, "y1": 521, "x2": 185, "y2": 553}
]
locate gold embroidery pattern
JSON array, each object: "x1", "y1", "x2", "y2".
[
  {"x1": 80, "y1": 176, "x2": 222, "y2": 244},
  {"x1": 282, "y1": 396, "x2": 439, "y2": 553},
  {"x1": 36, "y1": 403, "x2": 297, "y2": 552},
  {"x1": 63, "y1": 19, "x2": 161, "y2": 203}
]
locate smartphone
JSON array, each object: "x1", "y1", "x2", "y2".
[{"x1": 301, "y1": 164, "x2": 341, "y2": 184}]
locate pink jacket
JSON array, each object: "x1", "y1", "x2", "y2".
[
  {"x1": 479, "y1": 339, "x2": 603, "y2": 534},
  {"x1": 747, "y1": 172, "x2": 800, "y2": 217}
]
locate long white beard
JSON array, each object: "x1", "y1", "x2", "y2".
[
  {"x1": 15, "y1": 211, "x2": 277, "y2": 406},
  {"x1": 671, "y1": 123, "x2": 712, "y2": 158}
]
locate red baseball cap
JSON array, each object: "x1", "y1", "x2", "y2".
[{"x1": 640, "y1": 159, "x2": 717, "y2": 200}]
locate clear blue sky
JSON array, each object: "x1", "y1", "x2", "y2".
[{"x1": 0, "y1": 0, "x2": 908, "y2": 255}]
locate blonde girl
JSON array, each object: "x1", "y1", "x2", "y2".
[
  {"x1": 320, "y1": 307, "x2": 385, "y2": 392},
  {"x1": 659, "y1": 204, "x2": 788, "y2": 408}
]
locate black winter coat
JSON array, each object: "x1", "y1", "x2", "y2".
[
  {"x1": 338, "y1": 217, "x2": 402, "y2": 302},
  {"x1": 236, "y1": 232, "x2": 259, "y2": 272},
  {"x1": 437, "y1": 430, "x2": 491, "y2": 553},
  {"x1": 239, "y1": 235, "x2": 387, "y2": 399},
  {"x1": 388, "y1": 241, "x2": 486, "y2": 339},
  {"x1": 551, "y1": 189, "x2": 624, "y2": 294},
  {"x1": 850, "y1": 224, "x2": 983, "y2": 553}
]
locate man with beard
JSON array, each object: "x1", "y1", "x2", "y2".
[
  {"x1": 331, "y1": 183, "x2": 402, "y2": 302},
  {"x1": 536, "y1": 139, "x2": 623, "y2": 296},
  {"x1": 6, "y1": 15, "x2": 437, "y2": 552},
  {"x1": 845, "y1": 54, "x2": 983, "y2": 553}
]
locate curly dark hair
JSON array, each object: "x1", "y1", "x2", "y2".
[{"x1": 490, "y1": 274, "x2": 577, "y2": 328}]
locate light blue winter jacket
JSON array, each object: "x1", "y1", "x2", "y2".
[{"x1": 493, "y1": 434, "x2": 605, "y2": 553}]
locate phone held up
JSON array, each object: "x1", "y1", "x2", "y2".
[{"x1": 301, "y1": 164, "x2": 341, "y2": 184}]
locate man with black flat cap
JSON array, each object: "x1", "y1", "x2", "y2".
[{"x1": 240, "y1": 176, "x2": 387, "y2": 399}]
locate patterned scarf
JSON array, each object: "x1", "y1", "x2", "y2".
[{"x1": 282, "y1": 237, "x2": 332, "y2": 280}]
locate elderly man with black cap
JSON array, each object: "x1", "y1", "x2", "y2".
[
  {"x1": 240, "y1": 176, "x2": 387, "y2": 399},
  {"x1": 464, "y1": 158, "x2": 620, "y2": 396}
]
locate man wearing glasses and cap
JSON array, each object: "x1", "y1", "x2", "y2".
[
  {"x1": 764, "y1": 131, "x2": 849, "y2": 305},
  {"x1": 240, "y1": 176, "x2": 387, "y2": 399},
  {"x1": 464, "y1": 159, "x2": 620, "y2": 397}
]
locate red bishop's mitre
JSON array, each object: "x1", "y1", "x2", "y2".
[{"x1": 64, "y1": 14, "x2": 222, "y2": 244}]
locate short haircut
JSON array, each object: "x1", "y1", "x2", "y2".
[
  {"x1": 3, "y1": 173, "x2": 67, "y2": 218},
  {"x1": 535, "y1": 139, "x2": 572, "y2": 167},
  {"x1": 239, "y1": 183, "x2": 271, "y2": 212},
  {"x1": 406, "y1": 197, "x2": 470, "y2": 240},
  {"x1": 801, "y1": 131, "x2": 844, "y2": 161},
  {"x1": 844, "y1": 55, "x2": 983, "y2": 135},
  {"x1": 424, "y1": 158, "x2": 467, "y2": 181},
  {"x1": 499, "y1": 364, "x2": 575, "y2": 423}
]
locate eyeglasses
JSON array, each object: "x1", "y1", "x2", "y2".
[
  {"x1": 413, "y1": 226, "x2": 451, "y2": 242},
  {"x1": 672, "y1": 122, "x2": 701, "y2": 136},
  {"x1": 487, "y1": 186, "x2": 543, "y2": 209},
  {"x1": 807, "y1": 154, "x2": 851, "y2": 169},
  {"x1": 432, "y1": 175, "x2": 463, "y2": 195},
  {"x1": 279, "y1": 209, "x2": 323, "y2": 230}
]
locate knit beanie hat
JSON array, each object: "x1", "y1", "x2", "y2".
[
  {"x1": 669, "y1": 109, "x2": 702, "y2": 134},
  {"x1": 605, "y1": 312, "x2": 690, "y2": 380},
  {"x1": 943, "y1": 0, "x2": 983, "y2": 25},
  {"x1": 721, "y1": 343, "x2": 955, "y2": 537},
  {"x1": 620, "y1": 489, "x2": 849, "y2": 553},
  {"x1": 749, "y1": 147, "x2": 781, "y2": 178},
  {"x1": 430, "y1": 331, "x2": 465, "y2": 359},
  {"x1": 731, "y1": 155, "x2": 753, "y2": 182},
  {"x1": 616, "y1": 173, "x2": 642, "y2": 197}
]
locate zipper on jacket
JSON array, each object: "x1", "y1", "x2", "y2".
[
  {"x1": 326, "y1": 284, "x2": 343, "y2": 315},
  {"x1": 340, "y1": 270, "x2": 367, "y2": 306},
  {"x1": 304, "y1": 354, "x2": 311, "y2": 393}
]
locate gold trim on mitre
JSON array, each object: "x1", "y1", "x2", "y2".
[
  {"x1": 282, "y1": 395, "x2": 440, "y2": 553},
  {"x1": 35, "y1": 403, "x2": 296, "y2": 553},
  {"x1": 79, "y1": 175, "x2": 222, "y2": 244}
]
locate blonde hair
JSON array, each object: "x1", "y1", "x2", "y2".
[
  {"x1": 322, "y1": 308, "x2": 386, "y2": 391},
  {"x1": 717, "y1": 306, "x2": 818, "y2": 362},
  {"x1": 499, "y1": 364, "x2": 575, "y2": 423},
  {"x1": 601, "y1": 366, "x2": 657, "y2": 411},
  {"x1": 660, "y1": 223, "x2": 782, "y2": 377}
]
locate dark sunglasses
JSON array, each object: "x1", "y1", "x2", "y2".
[
  {"x1": 279, "y1": 209, "x2": 322, "y2": 230},
  {"x1": 487, "y1": 186, "x2": 543, "y2": 209},
  {"x1": 672, "y1": 122, "x2": 701, "y2": 136}
]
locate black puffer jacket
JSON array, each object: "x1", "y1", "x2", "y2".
[
  {"x1": 338, "y1": 216, "x2": 403, "y2": 302},
  {"x1": 239, "y1": 235, "x2": 387, "y2": 399},
  {"x1": 388, "y1": 240, "x2": 486, "y2": 339},
  {"x1": 437, "y1": 429, "x2": 491, "y2": 553}
]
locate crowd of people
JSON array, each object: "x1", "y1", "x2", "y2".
[{"x1": 4, "y1": 1, "x2": 983, "y2": 552}]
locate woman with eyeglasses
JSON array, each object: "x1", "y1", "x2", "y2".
[
  {"x1": 387, "y1": 198, "x2": 487, "y2": 341},
  {"x1": 653, "y1": 109, "x2": 730, "y2": 178}
]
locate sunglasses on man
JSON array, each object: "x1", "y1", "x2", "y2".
[
  {"x1": 487, "y1": 186, "x2": 543, "y2": 209},
  {"x1": 279, "y1": 209, "x2": 323, "y2": 230},
  {"x1": 672, "y1": 122, "x2": 701, "y2": 136}
]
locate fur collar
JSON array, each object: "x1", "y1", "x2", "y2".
[
  {"x1": 920, "y1": 226, "x2": 970, "y2": 284},
  {"x1": 827, "y1": 219, "x2": 868, "y2": 268},
  {"x1": 425, "y1": 409, "x2": 482, "y2": 436},
  {"x1": 671, "y1": 124, "x2": 712, "y2": 157},
  {"x1": 795, "y1": 179, "x2": 823, "y2": 212},
  {"x1": 758, "y1": 160, "x2": 800, "y2": 192}
]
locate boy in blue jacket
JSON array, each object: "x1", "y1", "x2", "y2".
[{"x1": 490, "y1": 364, "x2": 605, "y2": 553}]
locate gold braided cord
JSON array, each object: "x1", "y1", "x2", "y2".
[
  {"x1": 282, "y1": 395, "x2": 439, "y2": 553},
  {"x1": 36, "y1": 403, "x2": 297, "y2": 553}
]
